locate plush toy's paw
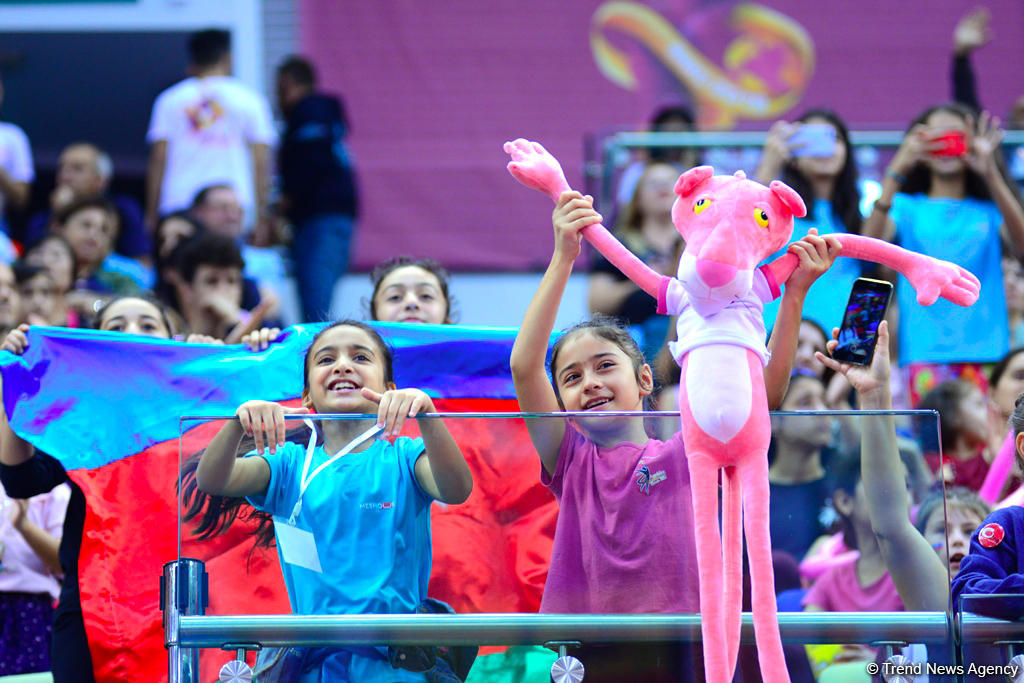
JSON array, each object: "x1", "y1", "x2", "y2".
[
  {"x1": 908, "y1": 256, "x2": 981, "y2": 307},
  {"x1": 504, "y1": 138, "x2": 570, "y2": 200}
]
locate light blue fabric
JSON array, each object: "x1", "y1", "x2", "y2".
[
  {"x1": 762, "y1": 199, "x2": 863, "y2": 334},
  {"x1": 247, "y1": 436, "x2": 432, "y2": 617},
  {"x1": 101, "y1": 252, "x2": 154, "y2": 289},
  {"x1": 891, "y1": 193, "x2": 1007, "y2": 363}
]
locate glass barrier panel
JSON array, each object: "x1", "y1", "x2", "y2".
[
  {"x1": 958, "y1": 594, "x2": 1024, "y2": 682},
  {"x1": 175, "y1": 409, "x2": 953, "y2": 681}
]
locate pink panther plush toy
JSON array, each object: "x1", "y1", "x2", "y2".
[{"x1": 504, "y1": 139, "x2": 979, "y2": 683}]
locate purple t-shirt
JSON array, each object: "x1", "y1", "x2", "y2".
[{"x1": 540, "y1": 426, "x2": 700, "y2": 614}]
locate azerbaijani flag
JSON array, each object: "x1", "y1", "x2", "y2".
[{"x1": 0, "y1": 323, "x2": 557, "y2": 681}]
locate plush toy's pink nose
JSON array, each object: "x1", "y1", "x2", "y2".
[{"x1": 696, "y1": 259, "x2": 737, "y2": 287}]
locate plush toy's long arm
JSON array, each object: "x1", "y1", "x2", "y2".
[
  {"x1": 504, "y1": 139, "x2": 664, "y2": 299},
  {"x1": 765, "y1": 233, "x2": 980, "y2": 307}
]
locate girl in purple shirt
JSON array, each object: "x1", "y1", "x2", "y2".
[{"x1": 509, "y1": 190, "x2": 834, "y2": 682}]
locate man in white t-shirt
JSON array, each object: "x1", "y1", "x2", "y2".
[
  {"x1": 145, "y1": 29, "x2": 276, "y2": 235},
  {"x1": 0, "y1": 75, "x2": 34, "y2": 247}
]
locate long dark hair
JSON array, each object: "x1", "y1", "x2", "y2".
[
  {"x1": 780, "y1": 108, "x2": 862, "y2": 235},
  {"x1": 180, "y1": 321, "x2": 396, "y2": 552},
  {"x1": 901, "y1": 102, "x2": 1010, "y2": 200}
]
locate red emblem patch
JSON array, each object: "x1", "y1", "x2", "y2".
[{"x1": 978, "y1": 523, "x2": 1005, "y2": 549}]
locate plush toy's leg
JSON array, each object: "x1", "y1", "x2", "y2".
[
  {"x1": 685, "y1": 450, "x2": 729, "y2": 683},
  {"x1": 740, "y1": 453, "x2": 790, "y2": 683},
  {"x1": 722, "y1": 464, "x2": 743, "y2": 679}
]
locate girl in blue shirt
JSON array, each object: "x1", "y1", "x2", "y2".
[
  {"x1": 756, "y1": 109, "x2": 865, "y2": 334},
  {"x1": 863, "y1": 103, "x2": 1024, "y2": 375},
  {"x1": 194, "y1": 320, "x2": 473, "y2": 682}
]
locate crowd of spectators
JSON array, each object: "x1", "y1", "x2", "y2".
[
  {"x1": 0, "y1": 29, "x2": 357, "y2": 344},
  {"x1": 2, "y1": 9, "x2": 1024, "y2": 680}
]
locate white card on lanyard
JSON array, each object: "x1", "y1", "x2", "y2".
[
  {"x1": 272, "y1": 517, "x2": 323, "y2": 573},
  {"x1": 273, "y1": 420, "x2": 383, "y2": 574}
]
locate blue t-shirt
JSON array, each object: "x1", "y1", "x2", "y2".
[
  {"x1": 891, "y1": 193, "x2": 1007, "y2": 363},
  {"x1": 247, "y1": 435, "x2": 432, "y2": 617},
  {"x1": 762, "y1": 198, "x2": 863, "y2": 334}
]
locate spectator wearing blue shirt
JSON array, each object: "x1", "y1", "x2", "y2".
[
  {"x1": 755, "y1": 109, "x2": 865, "y2": 335},
  {"x1": 276, "y1": 55, "x2": 359, "y2": 323},
  {"x1": 863, "y1": 103, "x2": 1024, "y2": 404}
]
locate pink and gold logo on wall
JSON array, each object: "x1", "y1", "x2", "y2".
[{"x1": 590, "y1": 2, "x2": 814, "y2": 128}]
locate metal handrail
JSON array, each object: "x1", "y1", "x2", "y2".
[
  {"x1": 603, "y1": 129, "x2": 1024, "y2": 150},
  {"x1": 595, "y1": 129, "x2": 1024, "y2": 204},
  {"x1": 177, "y1": 612, "x2": 958, "y2": 649},
  {"x1": 179, "y1": 409, "x2": 938, "y2": 422}
]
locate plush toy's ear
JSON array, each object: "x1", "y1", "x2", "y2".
[
  {"x1": 674, "y1": 166, "x2": 715, "y2": 197},
  {"x1": 769, "y1": 180, "x2": 807, "y2": 218}
]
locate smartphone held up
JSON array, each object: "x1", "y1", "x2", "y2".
[
  {"x1": 831, "y1": 278, "x2": 893, "y2": 365},
  {"x1": 788, "y1": 123, "x2": 837, "y2": 158},
  {"x1": 929, "y1": 130, "x2": 967, "y2": 157}
]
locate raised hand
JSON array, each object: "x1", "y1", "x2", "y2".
[
  {"x1": 504, "y1": 139, "x2": 572, "y2": 200},
  {"x1": 954, "y1": 7, "x2": 991, "y2": 56},
  {"x1": 240, "y1": 326, "x2": 282, "y2": 351},
  {"x1": 236, "y1": 400, "x2": 310, "y2": 455},
  {"x1": 0, "y1": 324, "x2": 29, "y2": 355},
  {"x1": 817, "y1": 320, "x2": 891, "y2": 398},
  {"x1": 360, "y1": 387, "x2": 434, "y2": 438},
  {"x1": 890, "y1": 124, "x2": 939, "y2": 176},
  {"x1": 552, "y1": 191, "x2": 602, "y2": 261},
  {"x1": 965, "y1": 110, "x2": 1004, "y2": 177},
  {"x1": 754, "y1": 120, "x2": 797, "y2": 183},
  {"x1": 783, "y1": 228, "x2": 841, "y2": 295}
]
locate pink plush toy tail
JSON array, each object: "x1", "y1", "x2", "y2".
[{"x1": 979, "y1": 430, "x2": 1015, "y2": 504}]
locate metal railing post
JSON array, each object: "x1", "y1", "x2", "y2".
[{"x1": 163, "y1": 558, "x2": 208, "y2": 683}]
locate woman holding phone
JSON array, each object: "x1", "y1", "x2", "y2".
[
  {"x1": 755, "y1": 109, "x2": 865, "y2": 338},
  {"x1": 863, "y1": 103, "x2": 1024, "y2": 405}
]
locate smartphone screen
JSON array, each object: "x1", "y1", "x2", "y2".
[
  {"x1": 788, "y1": 124, "x2": 837, "y2": 158},
  {"x1": 831, "y1": 278, "x2": 893, "y2": 365}
]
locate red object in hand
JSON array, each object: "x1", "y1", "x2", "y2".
[{"x1": 930, "y1": 131, "x2": 967, "y2": 157}]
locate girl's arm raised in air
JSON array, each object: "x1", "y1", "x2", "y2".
[
  {"x1": 969, "y1": 112, "x2": 1024, "y2": 257},
  {"x1": 1, "y1": 325, "x2": 37, "y2": 466},
  {"x1": 763, "y1": 230, "x2": 840, "y2": 409},
  {"x1": 196, "y1": 400, "x2": 307, "y2": 497},
  {"x1": 361, "y1": 387, "x2": 472, "y2": 504},
  {"x1": 510, "y1": 191, "x2": 602, "y2": 476},
  {"x1": 818, "y1": 321, "x2": 949, "y2": 611}
]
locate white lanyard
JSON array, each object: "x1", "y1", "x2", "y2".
[{"x1": 287, "y1": 419, "x2": 383, "y2": 525}]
